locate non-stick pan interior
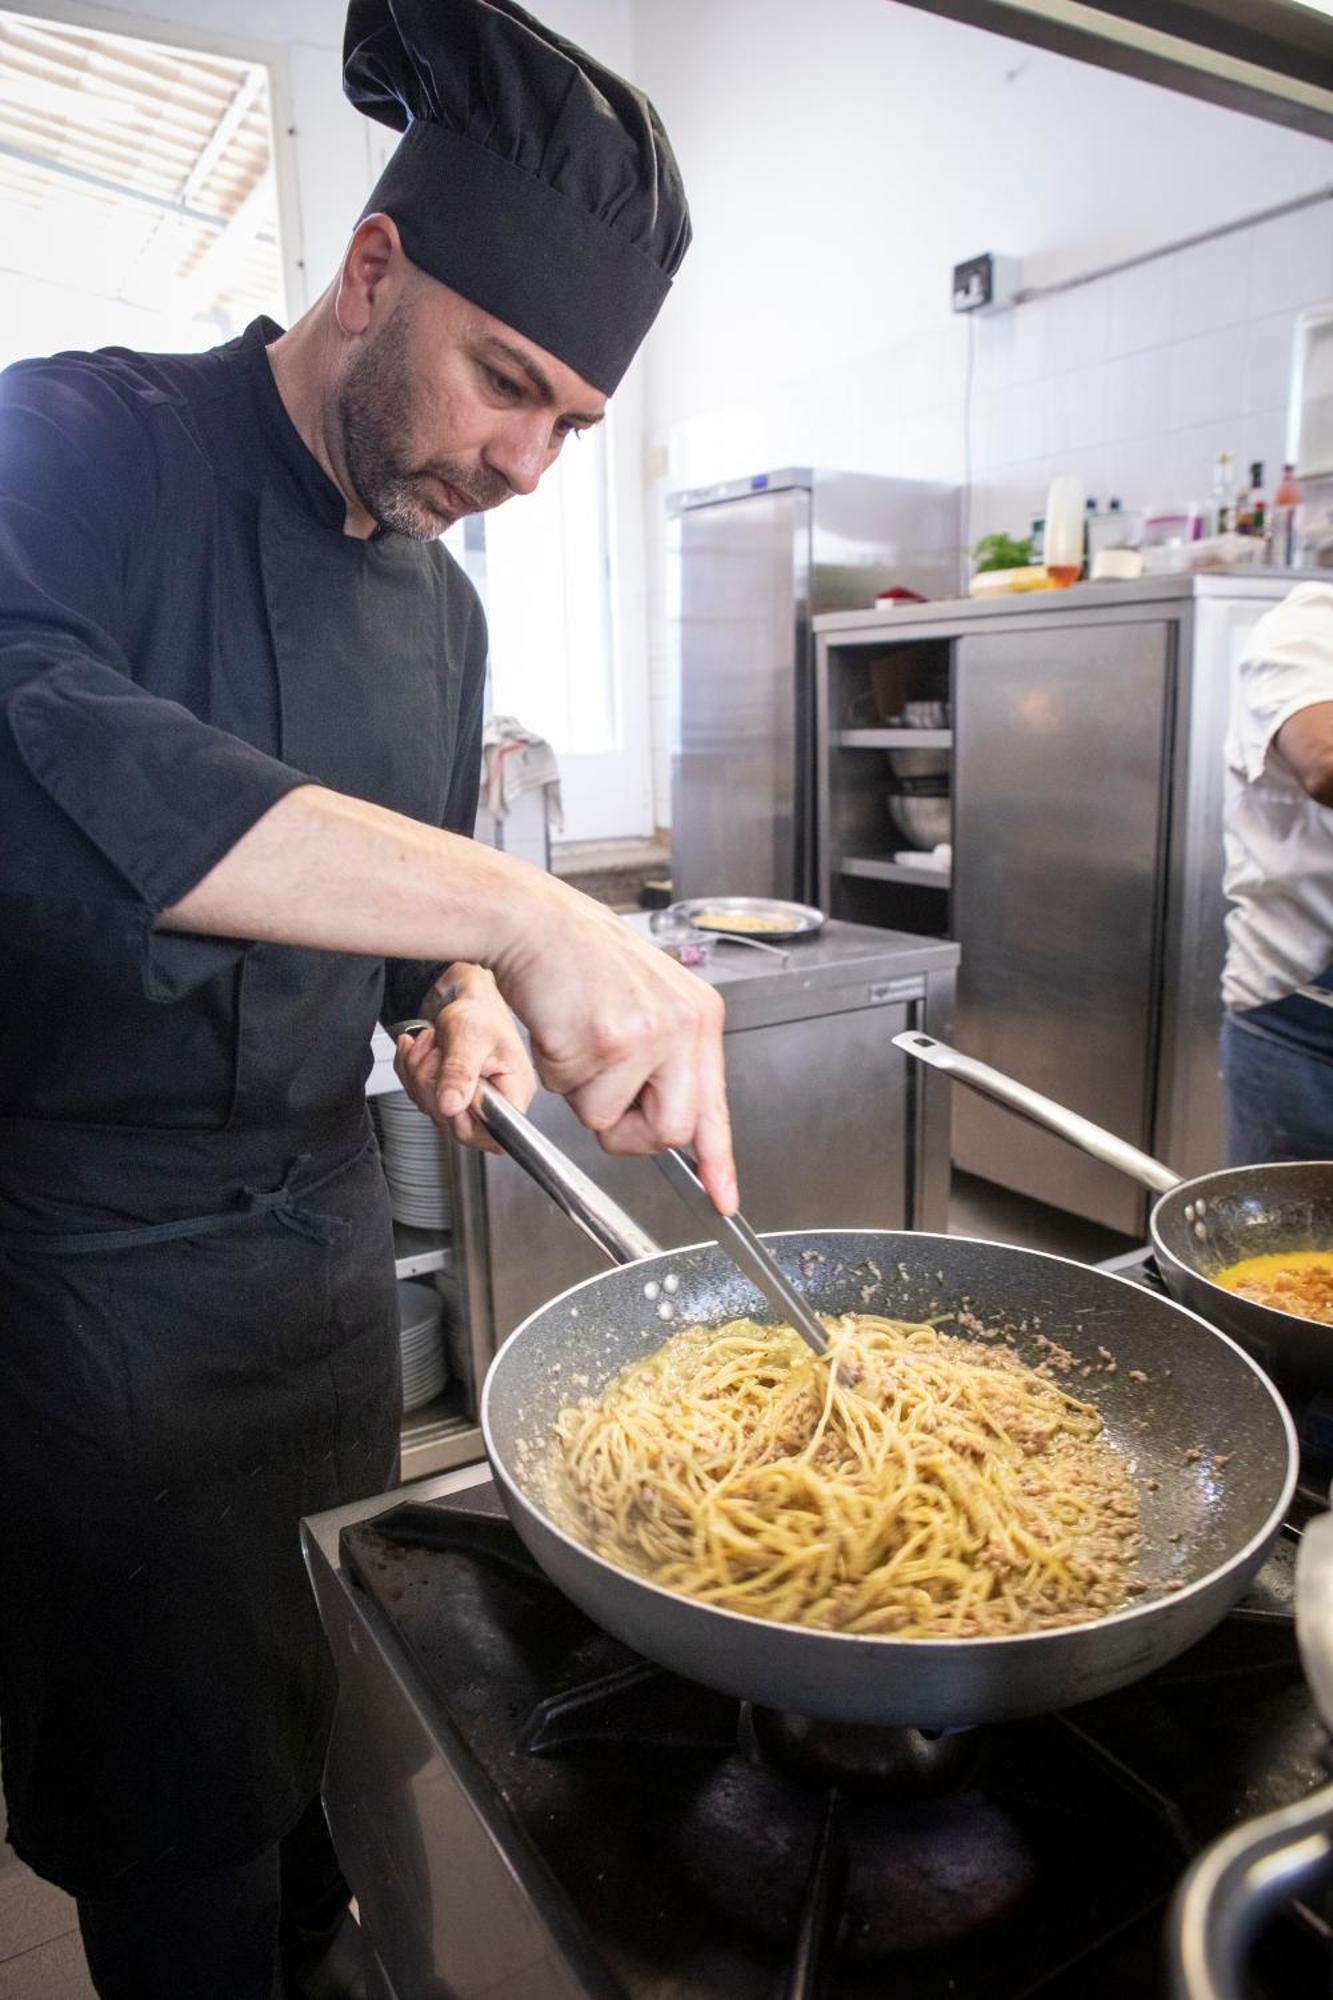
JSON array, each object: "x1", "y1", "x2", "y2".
[
  {"x1": 485, "y1": 1229, "x2": 1293, "y2": 1599},
  {"x1": 1155, "y1": 1161, "x2": 1333, "y2": 1279}
]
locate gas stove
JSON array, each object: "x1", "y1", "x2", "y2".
[{"x1": 302, "y1": 1249, "x2": 1333, "y2": 2000}]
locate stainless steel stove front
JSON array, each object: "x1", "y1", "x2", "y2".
[{"x1": 304, "y1": 1466, "x2": 608, "y2": 2000}]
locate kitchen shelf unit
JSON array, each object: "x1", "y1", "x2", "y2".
[
  {"x1": 839, "y1": 856, "x2": 951, "y2": 890},
  {"x1": 392, "y1": 1221, "x2": 477, "y2": 1476},
  {"x1": 368, "y1": 1086, "x2": 485, "y2": 1480},
  {"x1": 392, "y1": 1223, "x2": 454, "y2": 1281},
  {"x1": 833, "y1": 728, "x2": 952, "y2": 749},
  {"x1": 817, "y1": 632, "x2": 954, "y2": 940},
  {"x1": 399, "y1": 1380, "x2": 480, "y2": 1481},
  {"x1": 815, "y1": 573, "x2": 1310, "y2": 1236}
]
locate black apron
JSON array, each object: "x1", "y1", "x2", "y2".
[{"x1": 0, "y1": 478, "x2": 458, "y2": 1898}]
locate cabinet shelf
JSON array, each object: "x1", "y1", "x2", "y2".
[
  {"x1": 400, "y1": 1380, "x2": 481, "y2": 1480},
  {"x1": 833, "y1": 729, "x2": 952, "y2": 749},
  {"x1": 392, "y1": 1222, "x2": 454, "y2": 1280},
  {"x1": 838, "y1": 856, "x2": 951, "y2": 890}
]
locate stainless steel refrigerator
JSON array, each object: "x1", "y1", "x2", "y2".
[{"x1": 669, "y1": 468, "x2": 960, "y2": 903}]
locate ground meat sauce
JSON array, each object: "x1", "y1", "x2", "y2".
[{"x1": 1215, "y1": 1250, "x2": 1333, "y2": 1324}]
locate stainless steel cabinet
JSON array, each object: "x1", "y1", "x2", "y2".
[
  {"x1": 672, "y1": 482, "x2": 809, "y2": 902},
  {"x1": 670, "y1": 469, "x2": 961, "y2": 905},
  {"x1": 951, "y1": 621, "x2": 1174, "y2": 1233}
]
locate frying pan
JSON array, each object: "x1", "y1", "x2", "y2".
[
  {"x1": 895, "y1": 1032, "x2": 1333, "y2": 1389},
  {"x1": 473, "y1": 1084, "x2": 1296, "y2": 1731}
]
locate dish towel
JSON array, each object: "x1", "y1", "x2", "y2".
[{"x1": 481, "y1": 715, "x2": 564, "y2": 833}]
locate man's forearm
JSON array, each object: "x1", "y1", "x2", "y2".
[
  {"x1": 159, "y1": 784, "x2": 552, "y2": 970},
  {"x1": 160, "y1": 783, "x2": 739, "y2": 1211}
]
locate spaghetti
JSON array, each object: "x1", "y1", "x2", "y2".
[{"x1": 550, "y1": 1313, "x2": 1142, "y2": 1638}]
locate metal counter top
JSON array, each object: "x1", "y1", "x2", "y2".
[
  {"x1": 627, "y1": 913, "x2": 958, "y2": 1017},
  {"x1": 813, "y1": 569, "x2": 1315, "y2": 642}
]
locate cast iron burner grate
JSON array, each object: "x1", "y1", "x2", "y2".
[{"x1": 341, "y1": 1486, "x2": 1329, "y2": 1999}]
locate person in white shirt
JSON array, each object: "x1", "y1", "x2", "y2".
[{"x1": 1222, "y1": 581, "x2": 1333, "y2": 1161}]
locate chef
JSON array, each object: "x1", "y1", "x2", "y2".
[
  {"x1": 0, "y1": 3, "x2": 732, "y2": 1997},
  {"x1": 1222, "y1": 580, "x2": 1333, "y2": 1160}
]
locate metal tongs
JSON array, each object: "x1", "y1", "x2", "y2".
[
  {"x1": 651, "y1": 1146, "x2": 830, "y2": 1358},
  {"x1": 475, "y1": 1078, "x2": 831, "y2": 1363},
  {"x1": 389, "y1": 1020, "x2": 829, "y2": 1362}
]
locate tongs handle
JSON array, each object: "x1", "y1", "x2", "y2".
[
  {"x1": 388, "y1": 1021, "x2": 660, "y2": 1268},
  {"x1": 476, "y1": 1082, "x2": 663, "y2": 1266}
]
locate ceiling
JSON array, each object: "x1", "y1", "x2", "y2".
[{"x1": 891, "y1": 0, "x2": 1333, "y2": 140}]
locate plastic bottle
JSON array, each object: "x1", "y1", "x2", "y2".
[
  {"x1": 1044, "y1": 474, "x2": 1085, "y2": 586},
  {"x1": 1271, "y1": 463, "x2": 1303, "y2": 566}
]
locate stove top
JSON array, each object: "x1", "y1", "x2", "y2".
[{"x1": 339, "y1": 1477, "x2": 1330, "y2": 2000}]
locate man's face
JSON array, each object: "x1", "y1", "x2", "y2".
[{"x1": 336, "y1": 275, "x2": 607, "y2": 540}]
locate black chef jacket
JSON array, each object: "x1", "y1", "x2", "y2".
[
  {"x1": 0, "y1": 314, "x2": 486, "y2": 1128},
  {"x1": 0, "y1": 318, "x2": 487, "y2": 1895}
]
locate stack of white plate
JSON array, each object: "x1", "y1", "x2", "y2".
[
  {"x1": 398, "y1": 1279, "x2": 449, "y2": 1414},
  {"x1": 377, "y1": 1090, "x2": 452, "y2": 1229}
]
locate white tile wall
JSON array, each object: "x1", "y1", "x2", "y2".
[
  {"x1": 1172, "y1": 229, "x2": 1253, "y2": 340},
  {"x1": 1169, "y1": 324, "x2": 1250, "y2": 432},
  {"x1": 1250, "y1": 204, "x2": 1333, "y2": 317},
  {"x1": 644, "y1": 199, "x2": 1333, "y2": 827}
]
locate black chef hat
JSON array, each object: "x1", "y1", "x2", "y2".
[{"x1": 343, "y1": 0, "x2": 691, "y2": 395}]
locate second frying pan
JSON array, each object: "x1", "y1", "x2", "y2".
[{"x1": 897, "y1": 1031, "x2": 1333, "y2": 1387}]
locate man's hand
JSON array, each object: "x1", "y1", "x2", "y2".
[
  {"x1": 393, "y1": 963, "x2": 537, "y2": 1151},
  {"x1": 491, "y1": 892, "x2": 737, "y2": 1213}
]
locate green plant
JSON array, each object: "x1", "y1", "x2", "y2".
[{"x1": 971, "y1": 532, "x2": 1035, "y2": 574}]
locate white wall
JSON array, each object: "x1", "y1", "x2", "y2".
[
  {"x1": 633, "y1": 0, "x2": 1329, "y2": 432},
  {"x1": 631, "y1": 0, "x2": 1333, "y2": 826}
]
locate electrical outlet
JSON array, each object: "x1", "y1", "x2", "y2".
[{"x1": 951, "y1": 253, "x2": 1021, "y2": 315}]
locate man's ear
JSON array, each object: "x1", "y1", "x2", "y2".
[{"x1": 333, "y1": 213, "x2": 402, "y2": 338}]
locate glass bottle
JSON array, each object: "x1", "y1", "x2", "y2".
[
  {"x1": 1210, "y1": 451, "x2": 1237, "y2": 536},
  {"x1": 1271, "y1": 463, "x2": 1303, "y2": 566}
]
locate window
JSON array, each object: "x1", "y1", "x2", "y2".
[
  {"x1": 0, "y1": 8, "x2": 285, "y2": 368},
  {"x1": 480, "y1": 422, "x2": 617, "y2": 757}
]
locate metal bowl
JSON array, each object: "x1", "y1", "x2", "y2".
[
  {"x1": 887, "y1": 793, "x2": 951, "y2": 848},
  {"x1": 669, "y1": 897, "x2": 825, "y2": 943},
  {"x1": 884, "y1": 746, "x2": 950, "y2": 781}
]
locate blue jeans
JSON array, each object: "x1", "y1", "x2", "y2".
[{"x1": 1220, "y1": 1010, "x2": 1333, "y2": 1165}]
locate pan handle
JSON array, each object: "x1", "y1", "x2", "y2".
[
  {"x1": 388, "y1": 1021, "x2": 661, "y2": 1268},
  {"x1": 1167, "y1": 1781, "x2": 1333, "y2": 2000},
  {"x1": 892, "y1": 1032, "x2": 1183, "y2": 1196},
  {"x1": 1167, "y1": 1498, "x2": 1333, "y2": 1998}
]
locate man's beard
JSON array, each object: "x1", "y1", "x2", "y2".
[{"x1": 337, "y1": 303, "x2": 510, "y2": 539}]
